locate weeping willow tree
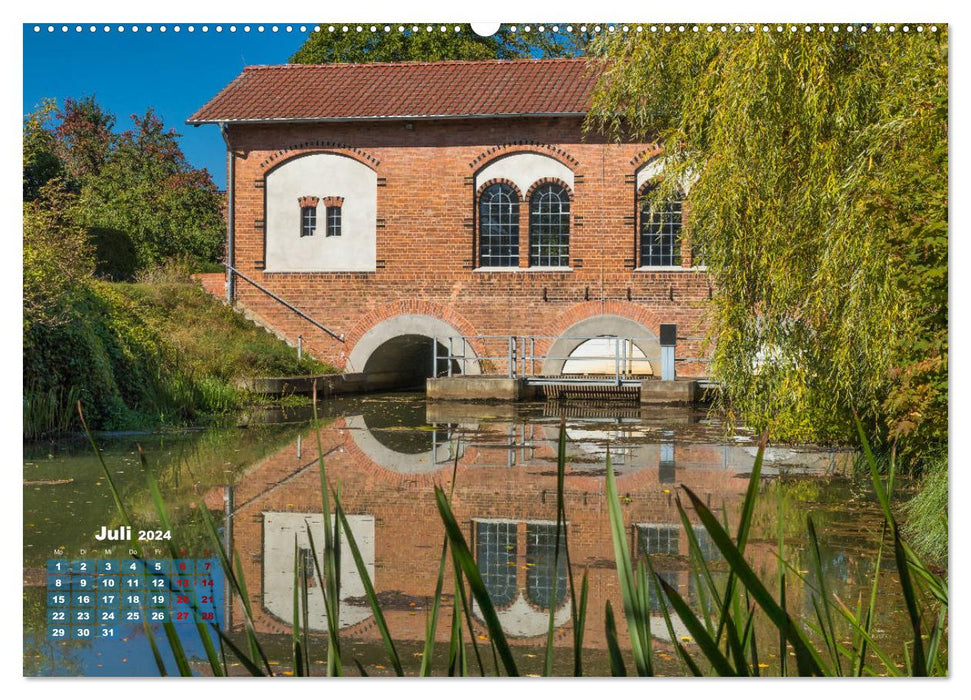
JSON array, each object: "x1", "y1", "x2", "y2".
[{"x1": 588, "y1": 25, "x2": 947, "y2": 461}]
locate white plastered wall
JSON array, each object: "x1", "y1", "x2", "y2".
[
  {"x1": 474, "y1": 152, "x2": 574, "y2": 196},
  {"x1": 265, "y1": 153, "x2": 377, "y2": 272}
]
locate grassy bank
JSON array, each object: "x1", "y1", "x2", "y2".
[{"x1": 24, "y1": 275, "x2": 334, "y2": 438}]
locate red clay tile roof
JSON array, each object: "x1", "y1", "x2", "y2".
[{"x1": 187, "y1": 58, "x2": 603, "y2": 124}]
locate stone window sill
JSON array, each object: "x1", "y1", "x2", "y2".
[
  {"x1": 474, "y1": 266, "x2": 574, "y2": 273},
  {"x1": 634, "y1": 266, "x2": 707, "y2": 273}
]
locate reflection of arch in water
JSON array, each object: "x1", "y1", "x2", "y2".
[
  {"x1": 344, "y1": 414, "x2": 468, "y2": 474},
  {"x1": 262, "y1": 512, "x2": 374, "y2": 631}
]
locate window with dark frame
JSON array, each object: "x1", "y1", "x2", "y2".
[
  {"x1": 478, "y1": 183, "x2": 520, "y2": 267},
  {"x1": 637, "y1": 524, "x2": 680, "y2": 557},
  {"x1": 639, "y1": 186, "x2": 683, "y2": 267},
  {"x1": 300, "y1": 205, "x2": 317, "y2": 237},
  {"x1": 525, "y1": 523, "x2": 568, "y2": 610},
  {"x1": 474, "y1": 521, "x2": 517, "y2": 608},
  {"x1": 326, "y1": 205, "x2": 342, "y2": 237},
  {"x1": 529, "y1": 183, "x2": 570, "y2": 267}
]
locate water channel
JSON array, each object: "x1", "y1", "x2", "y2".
[{"x1": 23, "y1": 392, "x2": 914, "y2": 676}]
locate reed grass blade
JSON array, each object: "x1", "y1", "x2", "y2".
[
  {"x1": 680, "y1": 484, "x2": 827, "y2": 676},
  {"x1": 434, "y1": 486, "x2": 518, "y2": 676},
  {"x1": 334, "y1": 499, "x2": 404, "y2": 675},
  {"x1": 604, "y1": 452, "x2": 652, "y2": 675},
  {"x1": 604, "y1": 600, "x2": 627, "y2": 677},
  {"x1": 657, "y1": 575, "x2": 737, "y2": 676},
  {"x1": 78, "y1": 404, "x2": 193, "y2": 676},
  {"x1": 136, "y1": 445, "x2": 224, "y2": 676}
]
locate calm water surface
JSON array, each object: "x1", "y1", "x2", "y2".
[{"x1": 23, "y1": 393, "x2": 912, "y2": 676}]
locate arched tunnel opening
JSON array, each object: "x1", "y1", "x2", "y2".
[{"x1": 362, "y1": 334, "x2": 461, "y2": 390}]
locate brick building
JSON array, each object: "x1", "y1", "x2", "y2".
[{"x1": 189, "y1": 58, "x2": 712, "y2": 382}]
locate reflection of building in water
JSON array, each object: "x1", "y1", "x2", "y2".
[
  {"x1": 261, "y1": 512, "x2": 374, "y2": 631},
  {"x1": 204, "y1": 403, "x2": 850, "y2": 649},
  {"x1": 471, "y1": 520, "x2": 570, "y2": 638}
]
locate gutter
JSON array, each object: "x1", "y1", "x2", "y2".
[
  {"x1": 188, "y1": 111, "x2": 589, "y2": 126},
  {"x1": 220, "y1": 123, "x2": 235, "y2": 304}
]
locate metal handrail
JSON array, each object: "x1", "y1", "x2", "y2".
[
  {"x1": 226, "y1": 265, "x2": 345, "y2": 342},
  {"x1": 432, "y1": 334, "x2": 702, "y2": 385}
]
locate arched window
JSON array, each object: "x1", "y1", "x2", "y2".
[
  {"x1": 478, "y1": 183, "x2": 519, "y2": 268},
  {"x1": 529, "y1": 183, "x2": 570, "y2": 267},
  {"x1": 640, "y1": 187, "x2": 683, "y2": 267}
]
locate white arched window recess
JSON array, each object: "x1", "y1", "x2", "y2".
[{"x1": 635, "y1": 157, "x2": 698, "y2": 269}]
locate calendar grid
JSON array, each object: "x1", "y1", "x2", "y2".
[{"x1": 46, "y1": 558, "x2": 224, "y2": 641}]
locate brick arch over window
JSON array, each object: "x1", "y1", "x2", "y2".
[
  {"x1": 524, "y1": 177, "x2": 574, "y2": 202},
  {"x1": 468, "y1": 142, "x2": 580, "y2": 171},
  {"x1": 629, "y1": 146, "x2": 664, "y2": 169},
  {"x1": 259, "y1": 142, "x2": 381, "y2": 173},
  {"x1": 538, "y1": 302, "x2": 665, "y2": 376},
  {"x1": 475, "y1": 177, "x2": 524, "y2": 201}
]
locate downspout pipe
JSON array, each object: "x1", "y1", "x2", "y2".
[{"x1": 220, "y1": 122, "x2": 235, "y2": 304}]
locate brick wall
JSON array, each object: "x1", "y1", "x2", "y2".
[{"x1": 221, "y1": 118, "x2": 712, "y2": 376}]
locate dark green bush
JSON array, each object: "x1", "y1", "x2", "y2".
[{"x1": 88, "y1": 226, "x2": 138, "y2": 281}]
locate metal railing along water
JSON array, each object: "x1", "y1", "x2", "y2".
[{"x1": 431, "y1": 332, "x2": 708, "y2": 386}]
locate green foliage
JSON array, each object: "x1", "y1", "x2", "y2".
[
  {"x1": 23, "y1": 382, "x2": 81, "y2": 440},
  {"x1": 587, "y1": 26, "x2": 948, "y2": 464},
  {"x1": 24, "y1": 277, "x2": 333, "y2": 434},
  {"x1": 77, "y1": 109, "x2": 224, "y2": 267},
  {"x1": 24, "y1": 190, "x2": 332, "y2": 435},
  {"x1": 23, "y1": 100, "x2": 64, "y2": 201},
  {"x1": 54, "y1": 96, "x2": 115, "y2": 183},
  {"x1": 903, "y1": 453, "x2": 948, "y2": 566},
  {"x1": 113, "y1": 280, "x2": 333, "y2": 380},
  {"x1": 23, "y1": 180, "x2": 95, "y2": 328},
  {"x1": 88, "y1": 226, "x2": 138, "y2": 281},
  {"x1": 289, "y1": 23, "x2": 582, "y2": 64},
  {"x1": 23, "y1": 97, "x2": 224, "y2": 271}
]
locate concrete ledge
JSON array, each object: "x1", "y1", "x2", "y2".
[
  {"x1": 237, "y1": 371, "x2": 414, "y2": 396},
  {"x1": 640, "y1": 379, "x2": 699, "y2": 405},
  {"x1": 426, "y1": 376, "x2": 535, "y2": 401}
]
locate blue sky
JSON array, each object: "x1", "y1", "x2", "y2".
[{"x1": 23, "y1": 24, "x2": 313, "y2": 189}]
